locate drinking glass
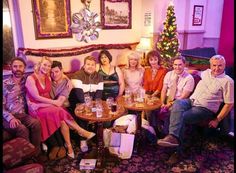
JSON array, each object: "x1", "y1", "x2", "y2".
[
  {"x1": 125, "y1": 88, "x2": 132, "y2": 104},
  {"x1": 111, "y1": 103, "x2": 117, "y2": 113},
  {"x1": 84, "y1": 94, "x2": 92, "y2": 107},
  {"x1": 106, "y1": 97, "x2": 114, "y2": 109},
  {"x1": 96, "y1": 101, "x2": 103, "y2": 118}
]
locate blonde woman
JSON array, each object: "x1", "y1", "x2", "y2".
[
  {"x1": 122, "y1": 51, "x2": 144, "y2": 94},
  {"x1": 25, "y1": 56, "x2": 95, "y2": 158}
]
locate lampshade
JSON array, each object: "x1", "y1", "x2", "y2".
[{"x1": 136, "y1": 37, "x2": 152, "y2": 52}]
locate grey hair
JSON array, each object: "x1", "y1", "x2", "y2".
[{"x1": 210, "y1": 54, "x2": 226, "y2": 64}]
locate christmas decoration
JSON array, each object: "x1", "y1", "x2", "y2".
[
  {"x1": 17, "y1": 42, "x2": 138, "y2": 57},
  {"x1": 70, "y1": 0, "x2": 101, "y2": 43},
  {"x1": 157, "y1": 3, "x2": 180, "y2": 69}
]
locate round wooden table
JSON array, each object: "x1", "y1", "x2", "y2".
[
  {"x1": 74, "y1": 101, "x2": 126, "y2": 167},
  {"x1": 117, "y1": 95, "x2": 162, "y2": 152}
]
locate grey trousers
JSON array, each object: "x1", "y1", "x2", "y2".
[{"x1": 3, "y1": 113, "x2": 42, "y2": 154}]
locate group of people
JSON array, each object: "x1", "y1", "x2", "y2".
[{"x1": 3, "y1": 48, "x2": 234, "y2": 162}]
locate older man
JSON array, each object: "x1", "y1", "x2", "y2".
[
  {"x1": 3, "y1": 57, "x2": 42, "y2": 155},
  {"x1": 157, "y1": 55, "x2": 234, "y2": 147}
]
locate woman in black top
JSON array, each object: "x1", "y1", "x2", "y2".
[{"x1": 97, "y1": 49, "x2": 125, "y2": 100}]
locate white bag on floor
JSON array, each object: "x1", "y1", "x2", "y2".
[
  {"x1": 103, "y1": 114, "x2": 137, "y2": 159},
  {"x1": 103, "y1": 128, "x2": 111, "y2": 147},
  {"x1": 118, "y1": 133, "x2": 135, "y2": 159},
  {"x1": 108, "y1": 133, "x2": 135, "y2": 159},
  {"x1": 113, "y1": 114, "x2": 137, "y2": 134}
]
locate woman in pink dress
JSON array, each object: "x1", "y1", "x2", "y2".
[
  {"x1": 122, "y1": 51, "x2": 144, "y2": 94},
  {"x1": 25, "y1": 56, "x2": 95, "y2": 158}
]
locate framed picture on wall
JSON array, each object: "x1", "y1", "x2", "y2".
[
  {"x1": 192, "y1": 5, "x2": 204, "y2": 26},
  {"x1": 101, "y1": 0, "x2": 132, "y2": 29},
  {"x1": 32, "y1": 0, "x2": 72, "y2": 39}
]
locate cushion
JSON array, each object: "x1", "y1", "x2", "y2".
[
  {"x1": 3, "y1": 130, "x2": 14, "y2": 142},
  {"x1": 24, "y1": 48, "x2": 131, "y2": 73},
  {"x1": 3, "y1": 137, "x2": 36, "y2": 169},
  {"x1": 4, "y1": 163, "x2": 44, "y2": 173}
]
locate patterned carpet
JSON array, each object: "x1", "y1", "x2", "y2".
[{"x1": 43, "y1": 130, "x2": 234, "y2": 173}]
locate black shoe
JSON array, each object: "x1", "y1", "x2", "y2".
[
  {"x1": 35, "y1": 153, "x2": 48, "y2": 163},
  {"x1": 166, "y1": 152, "x2": 181, "y2": 165}
]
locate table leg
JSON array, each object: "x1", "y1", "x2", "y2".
[
  {"x1": 133, "y1": 111, "x2": 142, "y2": 153},
  {"x1": 96, "y1": 122, "x2": 104, "y2": 167}
]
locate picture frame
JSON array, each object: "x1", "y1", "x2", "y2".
[
  {"x1": 192, "y1": 5, "x2": 204, "y2": 26},
  {"x1": 100, "y1": 0, "x2": 132, "y2": 29},
  {"x1": 32, "y1": 0, "x2": 72, "y2": 39}
]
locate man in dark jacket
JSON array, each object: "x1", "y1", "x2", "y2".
[
  {"x1": 68, "y1": 55, "x2": 104, "y2": 152},
  {"x1": 69, "y1": 56, "x2": 103, "y2": 109}
]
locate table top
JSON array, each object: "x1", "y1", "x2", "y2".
[
  {"x1": 117, "y1": 95, "x2": 162, "y2": 112},
  {"x1": 75, "y1": 101, "x2": 126, "y2": 122}
]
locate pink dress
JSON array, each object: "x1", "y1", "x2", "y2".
[{"x1": 27, "y1": 74, "x2": 74, "y2": 142}]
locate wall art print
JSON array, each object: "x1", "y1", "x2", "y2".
[
  {"x1": 192, "y1": 5, "x2": 204, "y2": 26},
  {"x1": 101, "y1": 0, "x2": 132, "y2": 29},
  {"x1": 32, "y1": 0, "x2": 72, "y2": 39}
]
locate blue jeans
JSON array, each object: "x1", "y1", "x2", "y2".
[{"x1": 169, "y1": 99, "x2": 215, "y2": 142}]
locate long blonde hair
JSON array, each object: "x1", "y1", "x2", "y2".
[{"x1": 34, "y1": 56, "x2": 52, "y2": 76}]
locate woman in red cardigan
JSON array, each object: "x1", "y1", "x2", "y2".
[
  {"x1": 143, "y1": 50, "x2": 168, "y2": 97},
  {"x1": 143, "y1": 50, "x2": 168, "y2": 131}
]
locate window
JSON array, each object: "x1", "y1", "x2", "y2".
[{"x1": 3, "y1": 0, "x2": 15, "y2": 66}]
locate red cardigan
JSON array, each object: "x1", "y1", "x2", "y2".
[{"x1": 143, "y1": 66, "x2": 168, "y2": 93}]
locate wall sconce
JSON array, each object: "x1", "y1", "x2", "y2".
[{"x1": 136, "y1": 37, "x2": 152, "y2": 66}]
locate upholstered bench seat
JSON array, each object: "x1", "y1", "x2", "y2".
[
  {"x1": 3, "y1": 137, "x2": 37, "y2": 170},
  {"x1": 4, "y1": 163, "x2": 44, "y2": 173}
]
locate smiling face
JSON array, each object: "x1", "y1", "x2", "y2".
[
  {"x1": 149, "y1": 56, "x2": 159, "y2": 68},
  {"x1": 11, "y1": 60, "x2": 25, "y2": 78},
  {"x1": 210, "y1": 58, "x2": 225, "y2": 77},
  {"x1": 84, "y1": 59, "x2": 96, "y2": 74},
  {"x1": 173, "y1": 59, "x2": 185, "y2": 75},
  {"x1": 39, "y1": 59, "x2": 52, "y2": 75},
  {"x1": 51, "y1": 66, "x2": 63, "y2": 82},
  {"x1": 129, "y1": 57, "x2": 138, "y2": 68}
]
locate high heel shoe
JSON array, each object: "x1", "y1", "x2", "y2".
[
  {"x1": 67, "y1": 151, "x2": 75, "y2": 159},
  {"x1": 66, "y1": 144, "x2": 75, "y2": 159},
  {"x1": 41, "y1": 143, "x2": 48, "y2": 153},
  {"x1": 86, "y1": 132, "x2": 96, "y2": 140}
]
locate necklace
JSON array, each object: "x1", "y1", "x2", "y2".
[{"x1": 151, "y1": 68, "x2": 158, "y2": 80}]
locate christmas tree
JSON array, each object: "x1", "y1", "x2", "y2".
[{"x1": 157, "y1": 3, "x2": 180, "y2": 69}]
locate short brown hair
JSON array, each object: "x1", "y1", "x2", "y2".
[
  {"x1": 171, "y1": 55, "x2": 186, "y2": 64},
  {"x1": 10, "y1": 57, "x2": 26, "y2": 67},
  {"x1": 84, "y1": 56, "x2": 97, "y2": 64},
  {"x1": 146, "y1": 50, "x2": 161, "y2": 65}
]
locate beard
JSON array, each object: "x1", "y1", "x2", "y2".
[{"x1": 12, "y1": 70, "x2": 24, "y2": 78}]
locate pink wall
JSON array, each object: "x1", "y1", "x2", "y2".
[{"x1": 218, "y1": 0, "x2": 234, "y2": 66}]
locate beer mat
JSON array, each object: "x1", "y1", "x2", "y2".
[{"x1": 135, "y1": 103, "x2": 144, "y2": 107}]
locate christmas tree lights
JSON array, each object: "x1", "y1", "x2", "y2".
[{"x1": 157, "y1": 3, "x2": 180, "y2": 69}]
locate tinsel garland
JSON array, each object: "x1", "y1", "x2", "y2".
[{"x1": 17, "y1": 43, "x2": 139, "y2": 57}]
